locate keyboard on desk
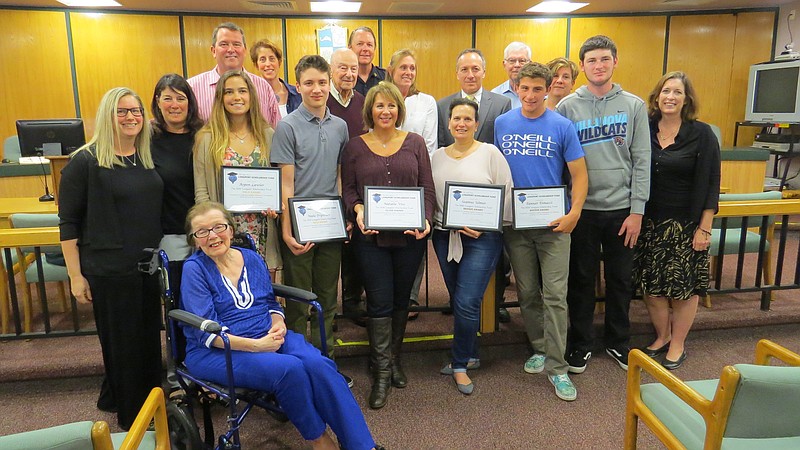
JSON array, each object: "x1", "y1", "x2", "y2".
[{"x1": 18, "y1": 157, "x2": 50, "y2": 165}]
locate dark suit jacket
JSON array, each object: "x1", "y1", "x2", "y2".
[{"x1": 437, "y1": 90, "x2": 512, "y2": 148}]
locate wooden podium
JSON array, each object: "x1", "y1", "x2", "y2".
[{"x1": 48, "y1": 156, "x2": 70, "y2": 206}]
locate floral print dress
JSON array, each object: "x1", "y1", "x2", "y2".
[{"x1": 222, "y1": 147, "x2": 269, "y2": 258}]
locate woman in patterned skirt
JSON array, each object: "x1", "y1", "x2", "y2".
[
  {"x1": 634, "y1": 71, "x2": 720, "y2": 370},
  {"x1": 193, "y1": 70, "x2": 281, "y2": 277}
]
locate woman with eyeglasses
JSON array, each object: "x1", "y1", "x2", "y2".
[
  {"x1": 181, "y1": 201, "x2": 380, "y2": 450},
  {"x1": 193, "y1": 70, "x2": 281, "y2": 277},
  {"x1": 59, "y1": 87, "x2": 164, "y2": 430}
]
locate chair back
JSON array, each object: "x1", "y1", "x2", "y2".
[
  {"x1": 9, "y1": 213, "x2": 62, "y2": 253},
  {"x1": 712, "y1": 191, "x2": 783, "y2": 230},
  {"x1": 708, "y1": 124, "x2": 723, "y2": 147},
  {"x1": 3, "y1": 135, "x2": 21, "y2": 161},
  {"x1": 724, "y1": 364, "x2": 800, "y2": 439}
]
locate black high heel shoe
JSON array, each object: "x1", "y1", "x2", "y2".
[{"x1": 642, "y1": 341, "x2": 670, "y2": 358}]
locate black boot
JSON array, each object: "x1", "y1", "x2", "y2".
[
  {"x1": 390, "y1": 310, "x2": 409, "y2": 388},
  {"x1": 368, "y1": 317, "x2": 392, "y2": 409}
]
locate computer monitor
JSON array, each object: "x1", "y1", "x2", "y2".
[{"x1": 15, "y1": 119, "x2": 86, "y2": 157}]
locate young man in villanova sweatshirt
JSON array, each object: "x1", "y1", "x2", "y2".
[{"x1": 556, "y1": 35, "x2": 651, "y2": 374}]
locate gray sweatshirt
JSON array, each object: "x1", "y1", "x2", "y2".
[{"x1": 556, "y1": 84, "x2": 650, "y2": 214}]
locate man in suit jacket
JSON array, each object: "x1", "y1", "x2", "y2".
[{"x1": 437, "y1": 48, "x2": 512, "y2": 148}]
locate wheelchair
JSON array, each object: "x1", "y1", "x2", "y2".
[{"x1": 148, "y1": 234, "x2": 329, "y2": 450}]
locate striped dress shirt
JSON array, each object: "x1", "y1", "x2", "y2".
[{"x1": 187, "y1": 67, "x2": 281, "y2": 128}]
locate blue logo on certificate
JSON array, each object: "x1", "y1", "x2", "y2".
[
  {"x1": 517, "y1": 192, "x2": 527, "y2": 203},
  {"x1": 227, "y1": 172, "x2": 238, "y2": 184}
]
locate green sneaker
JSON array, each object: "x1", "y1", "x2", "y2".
[
  {"x1": 548, "y1": 374, "x2": 577, "y2": 401},
  {"x1": 523, "y1": 354, "x2": 545, "y2": 374}
]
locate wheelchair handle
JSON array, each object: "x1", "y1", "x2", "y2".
[{"x1": 169, "y1": 309, "x2": 222, "y2": 334}]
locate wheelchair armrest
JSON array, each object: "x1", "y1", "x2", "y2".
[
  {"x1": 273, "y1": 283, "x2": 318, "y2": 304},
  {"x1": 168, "y1": 309, "x2": 222, "y2": 334}
]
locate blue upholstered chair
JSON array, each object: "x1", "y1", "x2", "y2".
[
  {"x1": 706, "y1": 191, "x2": 783, "y2": 307},
  {"x1": 625, "y1": 339, "x2": 800, "y2": 449},
  {"x1": 0, "y1": 387, "x2": 169, "y2": 449},
  {"x1": 3, "y1": 135, "x2": 21, "y2": 162},
  {"x1": 9, "y1": 213, "x2": 69, "y2": 332}
]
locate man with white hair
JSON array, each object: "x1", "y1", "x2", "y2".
[{"x1": 491, "y1": 41, "x2": 532, "y2": 109}]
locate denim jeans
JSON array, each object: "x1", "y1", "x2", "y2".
[
  {"x1": 352, "y1": 231, "x2": 427, "y2": 318},
  {"x1": 432, "y1": 230, "x2": 502, "y2": 370}
]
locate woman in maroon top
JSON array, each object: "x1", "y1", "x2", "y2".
[{"x1": 342, "y1": 81, "x2": 434, "y2": 410}]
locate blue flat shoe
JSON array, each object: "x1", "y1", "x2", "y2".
[
  {"x1": 439, "y1": 359, "x2": 481, "y2": 375},
  {"x1": 452, "y1": 374, "x2": 474, "y2": 395}
]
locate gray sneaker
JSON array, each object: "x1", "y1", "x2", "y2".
[
  {"x1": 548, "y1": 373, "x2": 577, "y2": 401},
  {"x1": 523, "y1": 354, "x2": 545, "y2": 374}
]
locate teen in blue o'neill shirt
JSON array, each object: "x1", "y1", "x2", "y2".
[{"x1": 494, "y1": 62, "x2": 588, "y2": 402}]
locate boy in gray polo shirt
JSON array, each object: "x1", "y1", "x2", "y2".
[{"x1": 271, "y1": 55, "x2": 349, "y2": 367}]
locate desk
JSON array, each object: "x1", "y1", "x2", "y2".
[
  {"x1": 0, "y1": 197, "x2": 58, "y2": 228},
  {"x1": 0, "y1": 163, "x2": 53, "y2": 198},
  {"x1": 720, "y1": 147, "x2": 770, "y2": 193}
]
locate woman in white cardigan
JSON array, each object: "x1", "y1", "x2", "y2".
[{"x1": 387, "y1": 49, "x2": 438, "y2": 156}]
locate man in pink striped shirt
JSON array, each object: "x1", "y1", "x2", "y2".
[{"x1": 187, "y1": 22, "x2": 280, "y2": 127}]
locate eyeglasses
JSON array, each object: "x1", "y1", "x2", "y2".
[
  {"x1": 116, "y1": 107, "x2": 144, "y2": 117},
  {"x1": 192, "y1": 223, "x2": 229, "y2": 239},
  {"x1": 505, "y1": 58, "x2": 530, "y2": 65}
]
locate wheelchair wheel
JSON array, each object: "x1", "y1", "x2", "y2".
[{"x1": 166, "y1": 401, "x2": 203, "y2": 450}]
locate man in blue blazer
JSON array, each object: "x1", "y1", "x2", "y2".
[{"x1": 437, "y1": 48, "x2": 513, "y2": 148}]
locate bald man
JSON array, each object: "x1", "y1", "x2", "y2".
[{"x1": 327, "y1": 48, "x2": 367, "y2": 139}]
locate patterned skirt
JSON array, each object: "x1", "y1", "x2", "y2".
[
  {"x1": 232, "y1": 212, "x2": 268, "y2": 256},
  {"x1": 633, "y1": 217, "x2": 709, "y2": 300}
]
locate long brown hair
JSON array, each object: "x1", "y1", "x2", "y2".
[
  {"x1": 195, "y1": 70, "x2": 272, "y2": 169},
  {"x1": 647, "y1": 71, "x2": 699, "y2": 122}
]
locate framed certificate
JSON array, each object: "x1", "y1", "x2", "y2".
[
  {"x1": 512, "y1": 186, "x2": 568, "y2": 230},
  {"x1": 221, "y1": 166, "x2": 281, "y2": 213},
  {"x1": 288, "y1": 196, "x2": 348, "y2": 244},
  {"x1": 442, "y1": 182, "x2": 505, "y2": 232},
  {"x1": 363, "y1": 186, "x2": 425, "y2": 231}
]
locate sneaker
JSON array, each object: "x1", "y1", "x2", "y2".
[
  {"x1": 606, "y1": 346, "x2": 630, "y2": 371},
  {"x1": 567, "y1": 350, "x2": 591, "y2": 374},
  {"x1": 339, "y1": 371, "x2": 354, "y2": 388},
  {"x1": 548, "y1": 374, "x2": 577, "y2": 401},
  {"x1": 523, "y1": 354, "x2": 545, "y2": 374}
]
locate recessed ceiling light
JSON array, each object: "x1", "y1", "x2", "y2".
[
  {"x1": 310, "y1": 1, "x2": 362, "y2": 13},
  {"x1": 527, "y1": 1, "x2": 589, "y2": 13},
  {"x1": 57, "y1": 0, "x2": 121, "y2": 6}
]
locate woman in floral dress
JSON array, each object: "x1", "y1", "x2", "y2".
[{"x1": 193, "y1": 70, "x2": 281, "y2": 275}]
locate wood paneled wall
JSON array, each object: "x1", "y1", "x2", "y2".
[
  {"x1": 476, "y1": 18, "x2": 568, "y2": 92},
  {"x1": 0, "y1": 8, "x2": 777, "y2": 156},
  {"x1": 0, "y1": 11, "x2": 75, "y2": 142},
  {"x1": 70, "y1": 13, "x2": 183, "y2": 135},
  {"x1": 381, "y1": 19, "x2": 472, "y2": 100}
]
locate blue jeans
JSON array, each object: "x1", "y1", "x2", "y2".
[{"x1": 432, "y1": 230, "x2": 502, "y2": 370}]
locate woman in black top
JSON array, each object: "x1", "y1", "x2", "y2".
[
  {"x1": 59, "y1": 87, "x2": 164, "y2": 430},
  {"x1": 151, "y1": 73, "x2": 203, "y2": 260},
  {"x1": 633, "y1": 72, "x2": 720, "y2": 370}
]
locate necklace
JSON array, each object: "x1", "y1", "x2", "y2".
[
  {"x1": 376, "y1": 131, "x2": 398, "y2": 148},
  {"x1": 232, "y1": 130, "x2": 249, "y2": 145},
  {"x1": 447, "y1": 141, "x2": 477, "y2": 160},
  {"x1": 121, "y1": 151, "x2": 137, "y2": 166}
]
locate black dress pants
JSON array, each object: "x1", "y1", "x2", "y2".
[{"x1": 88, "y1": 271, "x2": 162, "y2": 430}]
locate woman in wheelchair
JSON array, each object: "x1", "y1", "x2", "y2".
[{"x1": 180, "y1": 202, "x2": 378, "y2": 450}]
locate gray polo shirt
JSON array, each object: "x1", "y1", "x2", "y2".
[{"x1": 270, "y1": 103, "x2": 349, "y2": 197}]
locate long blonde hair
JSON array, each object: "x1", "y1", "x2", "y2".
[
  {"x1": 197, "y1": 70, "x2": 272, "y2": 169},
  {"x1": 75, "y1": 87, "x2": 153, "y2": 169}
]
